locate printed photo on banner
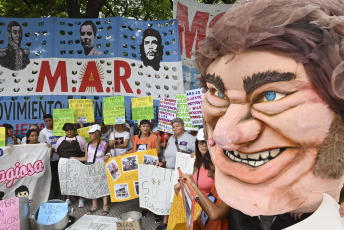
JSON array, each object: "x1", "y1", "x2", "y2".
[
  {"x1": 114, "y1": 183, "x2": 129, "y2": 199},
  {"x1": 106, "y1": 160, "x2": 121, "y2": 182},
  {"x1": 140, "y1": 28, "x2": 164, "y2": 71},
  {"x1": 121, "y1": 155, "x2": 138, "y2": 172},
  {"x1": 136, "y1": 144, "x2": 147, "y2": 152},
  {"x1": 134, "y1": 181, "x2": 139, "y2": 196},
  {"x1": 143, "y1": 154, "x2": 158, "y2": 166}
]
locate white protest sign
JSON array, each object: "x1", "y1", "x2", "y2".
[
  {"x1": 138, "y1": 165, "x2": 174, "y2": 215},
  {"x1": 65, "y1": 214, "x2": 120, "y2": 230},
  {"x1": 0, "y1": 197, "x2": 20, "y2": 229},
  {"x1": 186, "y1": 88, "x2": 204, "y2": 126},
  {"x1": 58, "y1": 158, "x2": 110, "y2": 199},
  {"x1": 157, "y1": 97, "x2": 178, "y2": 134},
  {"x1": 170, "y1": 152, "x2": 195, "y2": 202}
]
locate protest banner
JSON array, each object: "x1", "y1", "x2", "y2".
[
  {"x1": 0, "y1": 127, "x2": 5, "y2": 147},
  {"x1": 0, "y1": 197, "x2": 20, "y2": 230},
  {"x1": 173, "y1": 0, "x2": 232, "y2": 91},
  {"x1": 186, "y1": 88, "x2": 204, "y2": 126},
  {"x1": 105, "y1": 149, "x2": 158, "y2": 202},
  {"x1": 103, "y1": 96, "x2": 126, "y2": 125},
  {"x1": 131, "y1": 96, "x2": 154, "y2": 121},
  {"x1": 0, "y1": 144, "x2": 51, "y2": 213},
  {"x1": 76, "y1": 126, "x2": 91, "y2": 142},
  {"x1": 176, "y1": 94, "x2": 198, "y2": 130},
  {"x1": 171, "y1": 152, "x2": 195, "y2": 202},
  {"x1": 69, "y1": 99, "x2": 95, "y2": 124},
  {"x1": 167, "y1": 193, "x2": 202, "y2": 230},
  {"x1": 53, "y1": 108, "x2": 75, "y2": 136},
  {"x1": 58, "y1": 158, "x2": 110, "y2": 199},
  {"x1": 65, "y1": 214, "x2": 121, "y2": 230},
  {"x1": 157, "y1": 97, "x2": 178, "y2": 134},
  {"x1": 36, "y1": 202, "x2": 68, "y2": 225},
  {"x1": 138, "y1": 164, "x2": 174, "y2": 215}
]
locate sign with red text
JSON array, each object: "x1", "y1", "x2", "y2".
[
  {"x1": 173, "y1": 0, "x2": 232, "y2": 91},
  {"x1": 0, "y1": 144, "x2": 51, "y2": 214},
  {"x1": 158, "y1": 97, "x2": 178, "y2": 134},
  {"x1": 186, "y1": 88, "x2": 204, "y2": 126}
]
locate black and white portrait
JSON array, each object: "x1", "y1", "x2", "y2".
[
  {"x1": 139, "y1": 28, "x2": 164, "y2": 71},
  {"x1": 80, "y1": 20, "x2": 102, "y2": 56},
  {"x1": 0, "y1": 21, "x2": 30, "y2": 71}
]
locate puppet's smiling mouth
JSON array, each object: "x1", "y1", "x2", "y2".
[{"x1": 224, "y1": 148, "x2": 286, "y2": 167}]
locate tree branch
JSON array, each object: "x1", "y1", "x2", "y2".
[
  {"x1": 66, "y1": 0, "x2": 82, "y2": 18},
  {"x1": 85, "y1": 0, "x2": 107, "y2": 18}
]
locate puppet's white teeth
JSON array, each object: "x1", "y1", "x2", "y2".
[{"x1": 224, "y1": 148, "x2": 285, "y2": 167}]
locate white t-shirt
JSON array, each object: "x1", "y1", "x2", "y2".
[
  {"x1": 109, "y1": 131, "x2": 130, "y2": 157},
  {"x1": 38, "y1": 127, "x2": 60, "y2": 161}
]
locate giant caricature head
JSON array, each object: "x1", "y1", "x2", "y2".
[{"x1": 196, "y1": 0, "x2": 344, "y2": 216}]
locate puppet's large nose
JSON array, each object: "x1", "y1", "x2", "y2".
[{"x1": 213, "y1": 104, "x2": 263, "y2": 151}]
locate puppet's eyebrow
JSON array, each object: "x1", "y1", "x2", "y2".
[
  {"x1": 243, "y1": 71, "x2": 296, "y2": 95},
  {"x1": 204, "y1": 73, "x2": 226, "y2": 95}
]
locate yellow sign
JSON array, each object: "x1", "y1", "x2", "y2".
[
  {"x1": 167, "y1": 193, "x2": 202, "y2": 230},
  {"x1": 0, "y1": 127, "x2": 5, "y2": 147},
  {"x1": 77, "y1": 126, "x2": 91, "y2": 142},
  {"x1": 105, "y1": 149, "x2": 158, "y2": 202},
  {"x1": 68, "y1": 99, "x2": 94, "y2": 123},
  {"x1": 131, "y1": 96, "x2": 154, "y2": 121}
]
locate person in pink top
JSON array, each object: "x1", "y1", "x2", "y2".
[{"x1": 192, "y1": 128, "x2": 214, "y2": 197}]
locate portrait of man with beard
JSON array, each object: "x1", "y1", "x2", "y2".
[
  {"x1": 0, "y1": 21, "x2": 30, "y2": 71},
  {"x1": 80, "y1": 20, "x2": 102, "y2": 56},
  {"x1": 140, "y1": 28, "x2": 164, "y2": 71},
  {"x1": 196, "y1": 0, "x2": 344, "y2": 229}
]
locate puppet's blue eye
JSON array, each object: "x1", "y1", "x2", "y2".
[
  {"x1": 214, "y1": 90, "x2": 226, "y2": 99},
  {"x1": 263, "y1": 91, "x2": 286, "y2": 101}
]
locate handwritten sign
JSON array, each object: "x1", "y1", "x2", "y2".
[
  {"x1": 131, "y1": 96, "x2": 154, "y2": 121},
  {"x1": 158, "y1": 97, "x2": 178, "y2": 134},
  {"x1": 0, "y1": 127, "x2": 5, "y2": 147},
  {"x1": 103, "y1": 96, "x2": 126, "y2": 125},
  {"x1": 176, "y1": 94, "x2": 198, "y2": 130},
  {"x1": 77, "y1": 126, "x2": 91, "y2": 142},
  {"x1": 0, "y1": 197, "x2": 20, "y2": 229},
  {"x1": 138, "y1": 164, "x2": 174, "y2": 215},
  {"x1": 58, "y1": 159, "x2": 110, "y2": 199},
  {"x1": 36, "y1": 202, "x2": 68, "y2": 225},
  {"x1": 65, "y1": 214, "x2": 120, "y2": 230},
  {"x1": 186, "y1": 88, "x2": 204, "y2": 126},
  {"x1": 69, "y1": 99, "x2": 94, "y2": 123},
  {"x1": 105, "y1": 149, "x2": 158, "y2": 202},
  {"x1": 53, "y1": 109, "x2": 75, "y2": 136},
  {"x1": 116, "y1": 221, "x2": 140, "y2": 230}
]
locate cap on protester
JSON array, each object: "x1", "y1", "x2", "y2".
[
  {"x1": 88, "y1": 124, "x2": 101, "y2": 133},
  {"x1": 62, "y1": 123, "x2": 75, "y2": 131},
  {"x1": 196, "y1": 128, "x2": 205, "y2": 141}
]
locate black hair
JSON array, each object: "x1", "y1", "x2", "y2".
[
  {"x1": 0, "y1": 191, "x2": 4, "y2": 200},
  {"x1": 194, "y1": 138, "x2": 212, "y2": 170},
  {"x1": 43, "y1": 114, "x2": 53, "y2": 120},
  {"x1": 138, "y1": 120, "x2": 151, "y2": 139},
  {"x1": 139, "y1": 28, "x2": 164, "y2": 71},
  {"x1": 26, "y1": 129, "x2": 39, "y2": 144},
  {"x1": 80, "y1": 20, "x2": 97, "y2": 36},
  {"x1": 15, "y1": 185, "x2": 29, "y2": 196},
  {"x1": 3, "y1": 123, "x2": 13, "y2": 130},
  {"x1": 7, "y1": 21, "x2": 22, "y2": 33},
  {"x1": 62, "y1": 123, "x2": 75, "y2": 131}
]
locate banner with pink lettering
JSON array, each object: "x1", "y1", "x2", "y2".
[
  {"x1": 0, "y1": 144, "x2": 51, "y2": 213},
  {"x1": 173, "y1": 0, "x2": 232, "y2": 90},
  {"x1": 0, "y1": 17, "x2": 183, "y2": 135}
]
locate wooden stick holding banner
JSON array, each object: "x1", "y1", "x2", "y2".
[{"x1": 178, "y1": 168, "x2": 199, "y2": 230}]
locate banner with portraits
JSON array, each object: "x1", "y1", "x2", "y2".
[
  {"x1": 105, "y1": 149, "x2": 158, "y2": 202},
  {"x1": 0, "y1": 144, "x2": 51, "y2": 214},
  {"x1": 0, "y1": 16, "x2": 183, "y2": 135}
]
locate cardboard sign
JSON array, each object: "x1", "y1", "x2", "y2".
[
  {"x1": 58, "y1": 159, "x2": 110, "y2": 199},
  {"x1": 53, "y1": 108, "x2": 75, "y2": 136},
  {"x1": 77, "y1": 126, "x2": 91, "y2": 142},
  {"x1": 65, "y1": 214, "x2": 120, "y2": 230},
  {"x1": 103, "y1": 96, "x2": 126, "y2": 125},
  {"x1": 36, "y1": 202, "x2": 68, "y2": 225},
  {"x1": 157, "y1": 97, "x2": 178, "y2": 134},
  {"x1": 69, "y1": 99, "x2": 95, "y2": 123},
  {"x1": 105, "y1": 149, "x2": 158, "y2": 202},
  {"x1": 116, "y1": 221, "x2": 140, "y2": 230},
  {"x1": 186, "y1": 88, "x2": 204, "y2": 126},
  {"x1": 0, "y1": 127, "x2": 5, "y2": 147},
  {"x1": 138, "y1": 164, "x2": 174, "y2": 215},
  {"x1": 131, "y1": 96, "x2": 154, "y2": 121},
  {"x1": 0, "y1": 197, "x2": 20, "y2": 229},
  {"x1": 176, "y1": 94, "x2": 198, "y2": 130}
]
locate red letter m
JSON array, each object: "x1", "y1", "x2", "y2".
[{"x1": 36, "y1": 61, "x2": 68, "y2": 92}]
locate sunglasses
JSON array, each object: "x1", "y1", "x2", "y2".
[{"x1": 198, "y1": 140, "x2": 207, "y2": 146}]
